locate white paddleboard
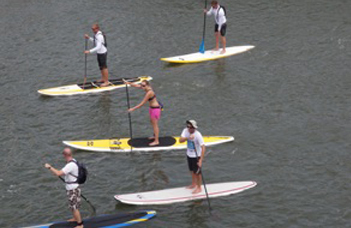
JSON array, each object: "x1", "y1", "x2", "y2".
[
  {"x1": 37, "y1": 76, "x2": 152, "y2": 96},
  {"x1": 114, "y1": 181, "x2": 257, "y2": 205},
  {"x1": 160, "y1": 45, "x2": 255, "y2": 63}
]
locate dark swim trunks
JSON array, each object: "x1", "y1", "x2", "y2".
[
  {"x1": 215, "y1": 23, "x2": 227, "y2": 36},
  {"x1": 97, "y1": 53, "x2": 107, "y2": 70},
  {"x1": 187, "y1": 156, "x2": 201, "y2": 174}
]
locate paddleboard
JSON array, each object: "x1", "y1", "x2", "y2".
[
  {"x1": 160, "y1": 45, "x2": 255, "y2": 63},
  {"x1": 63, "y1": 136, "x2": 234, "y2": 153},
  {"x1": 37, "y1": 76, "x2": 152, "y2": 96},
  {"x1": 115, "y1": 181, "x2": 257, "y2": 205},
  {"x1": 21, "y1": 210, "x2": 156, "y2": 228}
]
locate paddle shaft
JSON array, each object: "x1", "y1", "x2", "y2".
[
  {"x1": 125, "y1": 83, "x2": 133, "y2": 151},
  {"x1": 202, "y1": 0, "x2": 208, "y2": 41},
  {"x1": 192, "y1": 141, "x2": 212, "y2": 212},
  {"x1": 83, "y1": 38, "x2": 88, "y2": 89},
  {"x1": 199, "y1": 0, "x2": 208, "y2": 53},
  {"x1": 58, "y1": 176, "x2": 96, "y2": 213}
]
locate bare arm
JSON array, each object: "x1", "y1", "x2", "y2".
[
  {"x1": 198, "y1": 145, "x2": 206, "y2": 167},
  {"x1": 123, "y1": 79, "x2": 142, "y2": 88},
  {"x1": 129, "y1": 91, "x2": 153, "y2": 112},
  {"x1": 44, "y1": 163, "x2": 65, "y2": 176}
]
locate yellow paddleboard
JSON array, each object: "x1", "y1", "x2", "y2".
[
  {"x1": 160, "y1": 45, "x2": 255, "y2": 64},
  {"x1": 63, "y1": 136, "x2": 234, "y2": 153},
  {"x1": 37, "y1": 76, "x2": 152, "y2": 96}
]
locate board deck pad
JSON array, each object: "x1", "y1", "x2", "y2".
[
  {"x1": 37, "y1": 76, "x2": 152, "y2": 96},
  {"x1": 128, "y1": 136, "x2": 176, "y2": 148},
  {"x1": 114, "y1": 181, "x2": 257, "y2": 205},
  {"x1": 63, "y1": 136, "x2": 234, "y2": 152},
  {"x1": 21, "y1": 210, "x2": 156, "y2": 228},
  {"x1": 160, "y1": 45, "x2": 255, "y2": 64}
]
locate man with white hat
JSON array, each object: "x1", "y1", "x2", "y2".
[{"x1": 179, "y1": 120, "x2": 206, "y2": 194}]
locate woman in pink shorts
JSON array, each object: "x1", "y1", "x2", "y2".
[{"x1": 123, "y1": 79, "x2": 161, "y2": 146}]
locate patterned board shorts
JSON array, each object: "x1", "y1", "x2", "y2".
[{"x1": 66, "y1": 188, "x2": 81, "y2": 210}]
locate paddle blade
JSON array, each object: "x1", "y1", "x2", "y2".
[{"x1": 199, "y1": 40, "x2": 205, "y2": 53}]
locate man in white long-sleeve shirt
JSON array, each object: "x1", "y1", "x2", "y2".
[
  {"x1": 84, "y1": 23, "x2": 109, "y2": 87},
  {"x1": 204, "y1": 1, "x2": 227, "y2": 54}
]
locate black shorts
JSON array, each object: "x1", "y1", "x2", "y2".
[
  {"x1": 215, "y1": 23, "x2": 227, "y2": 36},
  {"x1": 97, "y1": 53, "x2": 107, "y2": 70},
  {"x1": 187, "y1": 156, "x2": 201, "y2": 174}
]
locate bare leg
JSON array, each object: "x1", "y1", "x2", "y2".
[
  {"x1": 100, "y1": 68, "x2": 109, "y2": 87},
  {"x1": 192, "y1": 174, "x2": 202, "y2": 194},
  {"x1": 149, "y1": 118, "x2": 159, "y2": 146},
  {"x1": 214, "y1": 32, "x2": 220, "y2": 51},
  {"x1": 72, "y1": 209, "x2": 83, "y2": 228},
  {"x1": 186, "y1": 172, "x2": 197, "y2": 189},
  {"x1": 220, "y1": 36, "x2": 226, "y2": 54}
]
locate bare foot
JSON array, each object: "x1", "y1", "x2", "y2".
[
  {"x1": 148, "y1": 136, "x2": 155, "y2": 140},
  {"x1": 220, "y1": 49, "x2": 226, "y2": 54},
  {"x1": 149, "y1": 141, "x2": 159, "y2": 146},
  {"x1": 100, "y1": 82, "x2": 110, "y2": 87},
  {"x1": 186, "y1": 184, "x2": 196, "y2": 189},
  {"x1": 74, "y1": 225, "x2": 83, "y2": 228},
  {"x1": 192, "y1": 187, "x2": 202, "y2": 194}
]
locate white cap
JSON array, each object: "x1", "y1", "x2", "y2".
[{"x1": 186, "y1": 120, "x2": 198, "y2": 129}]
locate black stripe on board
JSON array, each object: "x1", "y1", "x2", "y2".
[
  {"x1": 77, "y1": 77, "x2": 140, "y2": 90},
  {"x1": 49, "y1": 211, "x2": 147, "y2": 228},
  {"x1": 128, "y1": 136, "x2": 176, "y2": 148}
]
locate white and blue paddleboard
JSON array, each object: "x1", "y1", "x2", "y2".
[{"x1": 21, "y1": 210, "x2": 156, "y2": 228}]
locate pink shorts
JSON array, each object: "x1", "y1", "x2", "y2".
[{"x1": 149, "y1": 107, "x2": 161, "y2": 120}]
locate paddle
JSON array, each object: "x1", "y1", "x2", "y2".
[
  {"x1": 199, "y1": 0, "x2": 208, "y2": 53},
  {"x1": 58, "y1": 176, "x2": 96, "y2": 213},
  {"x1": 125, "y1": 82, "x2": 133, "y2": 151},
  {"x1": 192, "y1": 141, "x2": 212, "y2": 212},
  {"x1": 83, "y1": 38, "x2": 88, "y2": 89}
]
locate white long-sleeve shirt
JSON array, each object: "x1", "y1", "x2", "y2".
[
  {"x1": 206, "y1": 5, "x2": 227, "y2": 32},
  {"x1": 89, "y1": 31, "x2": 107, "y2": 54}
]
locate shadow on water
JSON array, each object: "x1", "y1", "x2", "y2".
[{"x1": 213, "y1": 59, "x2": 227, "y2": 79}]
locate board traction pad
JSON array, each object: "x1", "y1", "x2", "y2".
[{"x1": 128, "y1": 136, "x2": 176, "y2": 148}]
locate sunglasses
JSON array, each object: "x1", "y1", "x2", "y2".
[
  {"x1": 141, "y1": 84, "x2": 147, "y2": 87},
  {"x1": 187, "y1": 125, "x2": 194, "y2": 129}
]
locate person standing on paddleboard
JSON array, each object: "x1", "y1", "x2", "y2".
[
  {"x1": 44, "y1": 148, "x2": 84, "y2": 228},
  {"x1": 84, "y1": 23, "x2": 109, "y2": 87},
  {"x1": 179, "y1": 120, "x2": 206, "y2": 194},
  {"x1": 204, "y1": 1, "x2": 227, "y2": 54},
  {"x1": 123, "y1": 79, "x2": 162, "y2": 146}
]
